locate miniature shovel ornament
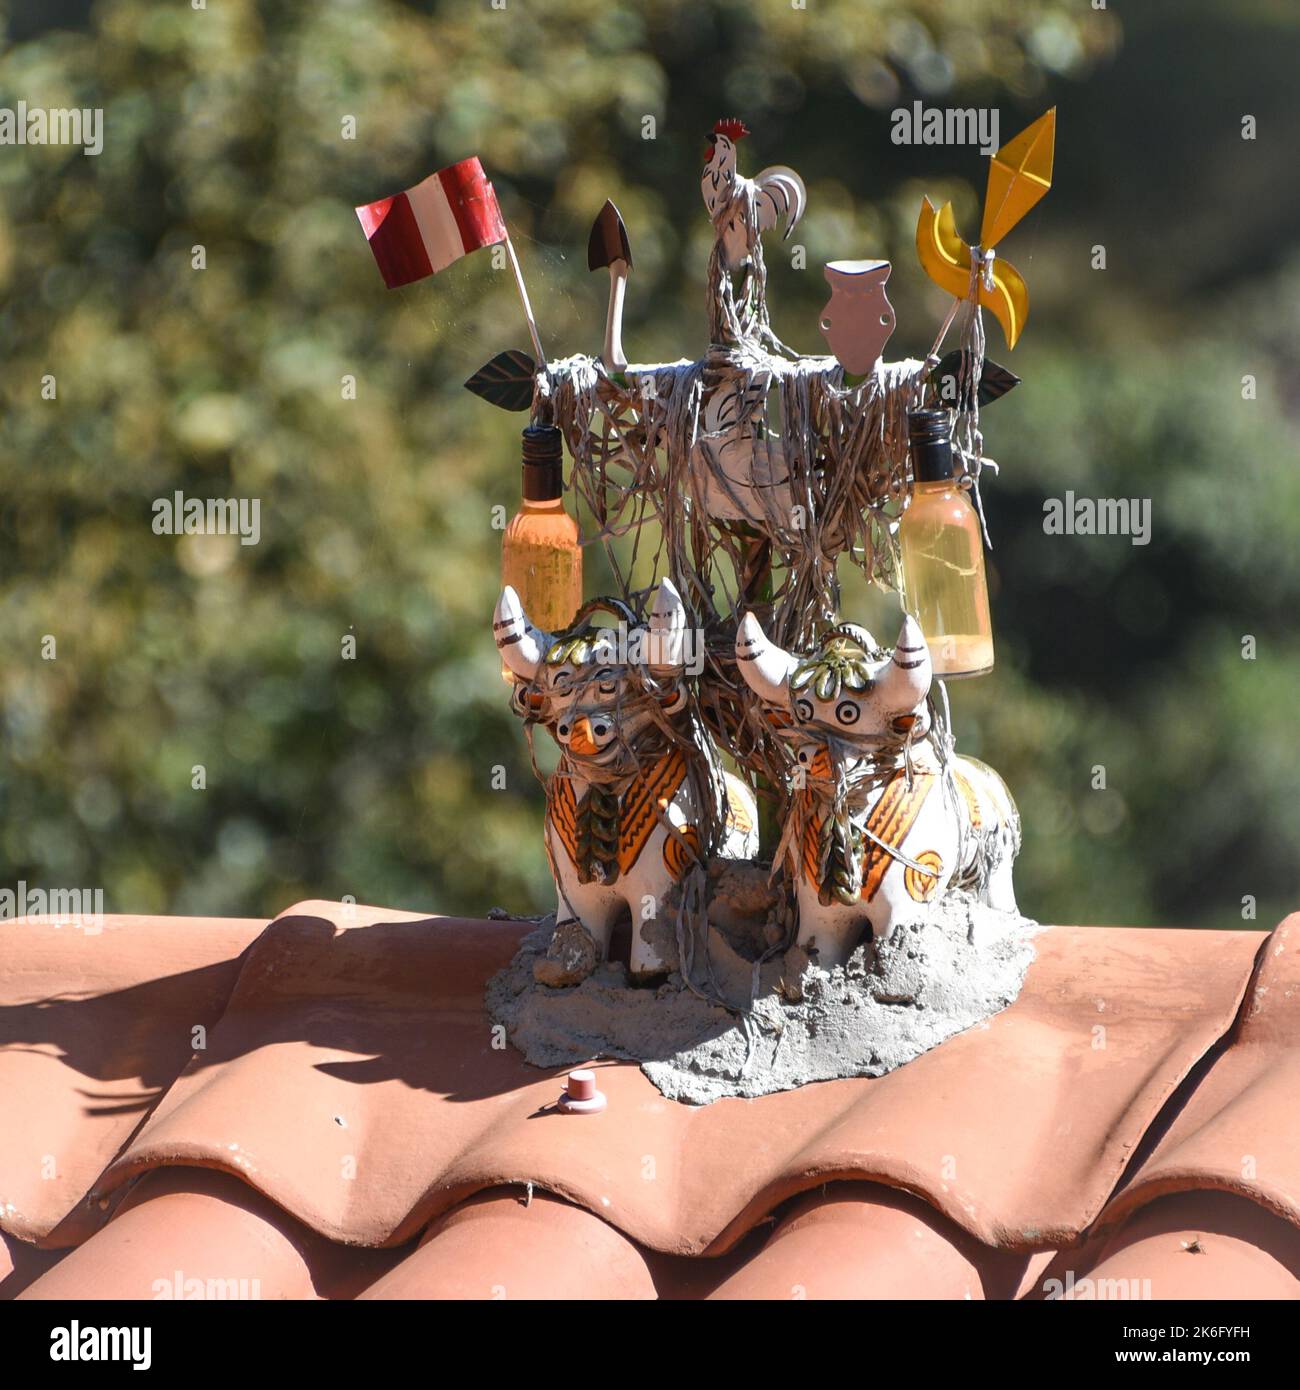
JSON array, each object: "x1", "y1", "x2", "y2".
[
  {"x1": 588, "y1": 199, "x2": 633, "y2": 372},
  {"x1": 915, "y1": 108, "x2": 1055, "y2": 349}
]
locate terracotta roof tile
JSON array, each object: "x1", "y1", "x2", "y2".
[
  {"x1": 18, "y1": 1166, "x2": 363, "y2": 1302},
  {"x1": 1031, "y1": 1192, "x2": 1300, "y2": 1300},
  {"x1": 2, "y1": 901, "x2": 1293, "y2": 1299},
  {"x1": 709, "y1": 1183, "x2": 1034, "y2": 1300},
  {"x1": 102, "y1": 910, "x2": 1265, "y2": 1253},
  {"x1": 359, "y1": 1188, "x2": 659, "y2": 1300},
  {"x1": 1100, "y1": 913, "x2": 1300, "y2": 1232},
  {"x1": 1, "y1": 1230, "x2": 67, "y2": 1299},
  {"x1": 0, "y1": 913, "x2": 266, "y2": 1247}
]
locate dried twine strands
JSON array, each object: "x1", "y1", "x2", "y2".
[
  {"x1": 917, "y1": 250, "x2": 995, "y2": 545},
  {"x1": 534, "y1": 341, "x2": 933, "y2": 896},
  {"x1": 520, "y1": 223, "x2": 952, "y2": 1009},
  {"x1": 541, "y1": 353, "x2": 925, "y2": 696}
]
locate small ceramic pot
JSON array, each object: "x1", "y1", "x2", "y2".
[{"x1": 818, "y1": 260, "x2": 897, "y2": 375}]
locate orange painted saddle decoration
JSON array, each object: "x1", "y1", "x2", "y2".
[
  {"x1": 550, "y1": 749, "x2": 691, "y2": 878},
  {"x1": 800, "y1": 747, "x2": 937, "y2": 901}
]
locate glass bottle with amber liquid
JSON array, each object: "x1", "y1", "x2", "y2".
[
  {"x1": 897, "y1": 408, "x2": 994, "y2": 678},
  {"x1": 501, "y1": 425, "x2": 582, "y2": 678}
]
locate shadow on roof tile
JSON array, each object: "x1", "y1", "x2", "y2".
[{"x1": 0, "y1": 913, "x2": 268, "y2": 1246}]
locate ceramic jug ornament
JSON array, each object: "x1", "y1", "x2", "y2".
[
  {"x1": 496, "y1": 579, "x2": 759, "y2": 978},
  {"x1": 818, "y1": 260, "x2": 897, "y2": 376},
  {"x1": 735, "y1": 612, "x2": 1021, "y2": 968}
]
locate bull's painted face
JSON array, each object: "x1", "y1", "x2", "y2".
[
  {"x1": 510, "y1": 654, "x2": 686, "y2": 768},
  {"x1": 736, "y1": 613, "x2": 934, "y2": 758},
  {"x1": 495, "y1": 580, "x2": 692, "y2": 771},
  {"x1": 786, "y1": 635, "x2": 930, "y2": 747}
]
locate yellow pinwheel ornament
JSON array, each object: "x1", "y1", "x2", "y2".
[{"x1": 915, "y1": 108, "x2": 1055, "y2": 350}]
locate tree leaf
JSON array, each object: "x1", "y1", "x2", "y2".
[{"x1": 464, "y1": 349, "x2": 538, "y2": 411}]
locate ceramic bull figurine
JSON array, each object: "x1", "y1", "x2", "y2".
[
  {"x1": 736, "y1": 611, "x2": 1020, "y2": 967},
  {"x1": 496, "y1": 579, "x2": 758, "y2": 978}
]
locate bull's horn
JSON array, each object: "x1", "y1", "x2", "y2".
[
  {"x1": 875, "y1": 615, "x2": 932, "y2": 712},
  {"x1": 735, "y1": 610, "x2": 796, "y2": 706},
  {"x1": 646, "y1": 577, "x2": 687, "y2": 674},
  {"x1": 494, "y1": 585, "x2": 549, "y2": 682}
]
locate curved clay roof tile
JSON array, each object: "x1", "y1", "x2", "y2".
[{"x1": 3, "y1": 902, "x2": 1295, "y2": 1300}]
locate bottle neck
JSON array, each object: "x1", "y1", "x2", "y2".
[
  {"x1": 906, "y1": 410, "x2": 957, "y2": 484},
  {"x1": 519, "y1": 495, "x2": 565, "y2": 511},
  {"x1": 521, "y1": 457, "x2": 563, "y2": 503},
  {"x1": 910, "y1": 441, "x2": 955, "y2": 484}
]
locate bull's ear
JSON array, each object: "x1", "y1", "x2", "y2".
[
  {"x1": 494, "y1": 586, "x2": 548, "y2": 682},
  {"x1": 735, "y1": 611, "x2": 795, "y2": 707},
  {"x1": 645, "y1": 577, "x2": 687, "y2": 675}
]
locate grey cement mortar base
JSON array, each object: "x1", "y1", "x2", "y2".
[
  {"x1": 487, "y1": 866, "x2": 1040, "y2": 1105},
  {"x1": 483, "y1": 867, "x2": 1040, "y2": 1106}
]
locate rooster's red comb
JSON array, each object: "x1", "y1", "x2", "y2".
[{"x1": 712, "y1": 117, "x2": 751, "y2": 142}]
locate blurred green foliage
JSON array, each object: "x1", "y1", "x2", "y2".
[{"x1": 1, "y1": 0, "x2": 1298, "y2": 929}]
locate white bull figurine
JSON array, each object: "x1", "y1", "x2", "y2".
[
  {"x1": 736, "y1": 611, "x2": 1021, "y2": 968},
  {"x1": 496, "y1": 579, "x2": 758, "y2": 978}
]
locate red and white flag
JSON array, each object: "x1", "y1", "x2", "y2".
[{"x1": 356, "y1": 157, "x2": 508, "y2": 289}]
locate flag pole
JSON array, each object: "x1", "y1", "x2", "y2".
[{"x1": 503, "y1": 234, "x2": 546, "y2": 367}]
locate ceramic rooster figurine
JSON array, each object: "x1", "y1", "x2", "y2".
[{"x1": 701, "y1": 118, "x2": 806, "y2": 273}]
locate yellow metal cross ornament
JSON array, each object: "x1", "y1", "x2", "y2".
[{"x1": 915, "y1": 108, "x2": 1056, "y2": 350}]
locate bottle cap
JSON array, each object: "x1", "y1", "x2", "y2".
[
  {"x1": 521, "y1": 425, "x2": 564, "y2": 501},
  {"x1": 907, "y1": 408, "x2": 956, "y2": 483}
]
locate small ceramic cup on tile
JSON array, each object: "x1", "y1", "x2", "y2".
[{"x1": 559, "y1": 1069, "x2": 607, "y2": 1115}]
